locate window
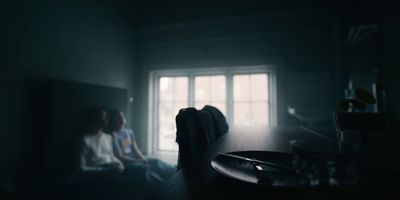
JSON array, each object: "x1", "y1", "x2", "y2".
[
  {"x1": 233, "y1": 74, "x2": 269, "y2": 127},
  {"x1": 195, "y1": 75, "x2": 226, "y2": 115},
  {"x1": 149, "y1": 66, "x2": 276, "y2": 153},
  {"x1": 158, "y1": 77, "x2": 188, "y2": 151}
]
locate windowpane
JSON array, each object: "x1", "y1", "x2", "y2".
[
  {"x1": 174, "y1": 102, "x2": 187, "y2": 117},
  {"x1": 195, "y1": 75, "x2": 226, "y2": 113},
  {"x1": 159, "y1": 77, "x2": 174, "y2": 101},
  {"x1": 234, "y1": 102, "x2": 251, "y2": 127},
  {"x1": 251, "y1": 102, "x2": 269, "y2": 126},
  {"x1": 233, "y1": 75, "x2": 250, "y2": 101},
  {"x1": 251, "y1": 74, "x2": 268, "y2": 101},
  {"x1": 158, "y1": 77, "x2": 188, "y2": 151},
  {"x1": 174, "y1": 77, "x2": 188, "y2": 101},
  {"x1": 159, "y1": 102, "x2": 174, "y2": 126},
  {"x1": 195, "y1": 101, "x2": 208, "y2": 110},
  {"x1": 196, "y1": 101, "x2": 226, "y2": 116},
  {"x1": 158, "y1": 125, "x2": 178, "y2": 151},
  {"x1": 210, "y1": 76, "x2": 226, "y2": 101},
  {"x1": 210, "y1": 101, "x2": 226, "y2": 116},
  {"x1": 195, "y1": 76, "x2": 210, "y2": 101},
  {"x1": 158, "y1": 101, "x2": 186, "y2": 151}
]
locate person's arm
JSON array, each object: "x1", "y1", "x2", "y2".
[
  {"x1": 129, "y1": 130, "x2": 147, "y2": 161},
  {"x1": 112, "y1": 132, "x2": 144, "y2": 163},
  {"x1": 132, "y1": 140, "x2": 146, "y2": 161}
]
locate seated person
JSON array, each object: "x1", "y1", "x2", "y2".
[
  {"x1": 107, "y1": 110, "x2": 176, "y2": 181},
  {"x1": 76, "y1": 107, "x2": 164, "y2": 185},
  {"x1": 76, "y1": 107, "x2": 124, "y2": 176},
  {"x1": 58, "y1": 106, "x2": 168, "y2": 200}
]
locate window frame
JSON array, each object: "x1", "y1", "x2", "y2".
[{"x1": 148, "y1": 65, "x2": 277, "y2": 154}]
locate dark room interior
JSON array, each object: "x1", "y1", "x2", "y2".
[{"x1": 1, "y1": 0, "x2": 400, "y2": 199}]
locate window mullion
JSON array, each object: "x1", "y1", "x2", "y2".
[
  {"x1": 248, "y1": 74, "x2": 253, "y2": 125},
  {"x1": 189, "y1": 74, "x2": 195, "y2": 107},
  {"x1": 153, "y1": 75, "x2": 160, "y2": 153},
  {"x1": 227, "y1": 72, "x2": 233, "y2": 126}
]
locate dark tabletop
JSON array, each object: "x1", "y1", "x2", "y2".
[{"x1": 150, "y1": 126, "x2": 400, "y2": 200}]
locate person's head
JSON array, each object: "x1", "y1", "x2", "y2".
[
  {"x1": 85, "y1": 106, "x2": 108, "y2": 132},
  {"x1": 108, "y1": 110, "x2": 127, "y2": 131}
]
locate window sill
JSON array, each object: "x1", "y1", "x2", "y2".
[{"x1": 147, "y1": 151, "x2": 178, "y2": 165}]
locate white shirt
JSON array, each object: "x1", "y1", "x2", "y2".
[{"x1": 78, "y1": 131, "x2": 122, "y2": 172}]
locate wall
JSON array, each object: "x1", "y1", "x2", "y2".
[
  {"x1": 382, "y1": 1, "x2": 400, "y2": 135},
  {"x1": 133, "y1": 6, "x2": 337, "y2": 153},
  {"x1": 0, "y1": 0, "x2": 137, "y2": 182},
  {"x1": 379, "y1": 0, "x2": 400, "y2": 166}
]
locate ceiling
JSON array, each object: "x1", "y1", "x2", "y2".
[{"x1": 108, "y1": 0, "x2": 331, "y2": 27}]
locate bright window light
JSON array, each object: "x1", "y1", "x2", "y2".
[
  {"x1": 151, "y1": 66, "x2": 276, "y2": 153},
  {"x1": 195, "y1": 75, "x2": 226, "y2": 115},
  {"x1": 233, "y1": 74, "x2": 269, "y2": 127},
  {"x1": 158, "y1": 77, "x2": 188, "y2": 151}
]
